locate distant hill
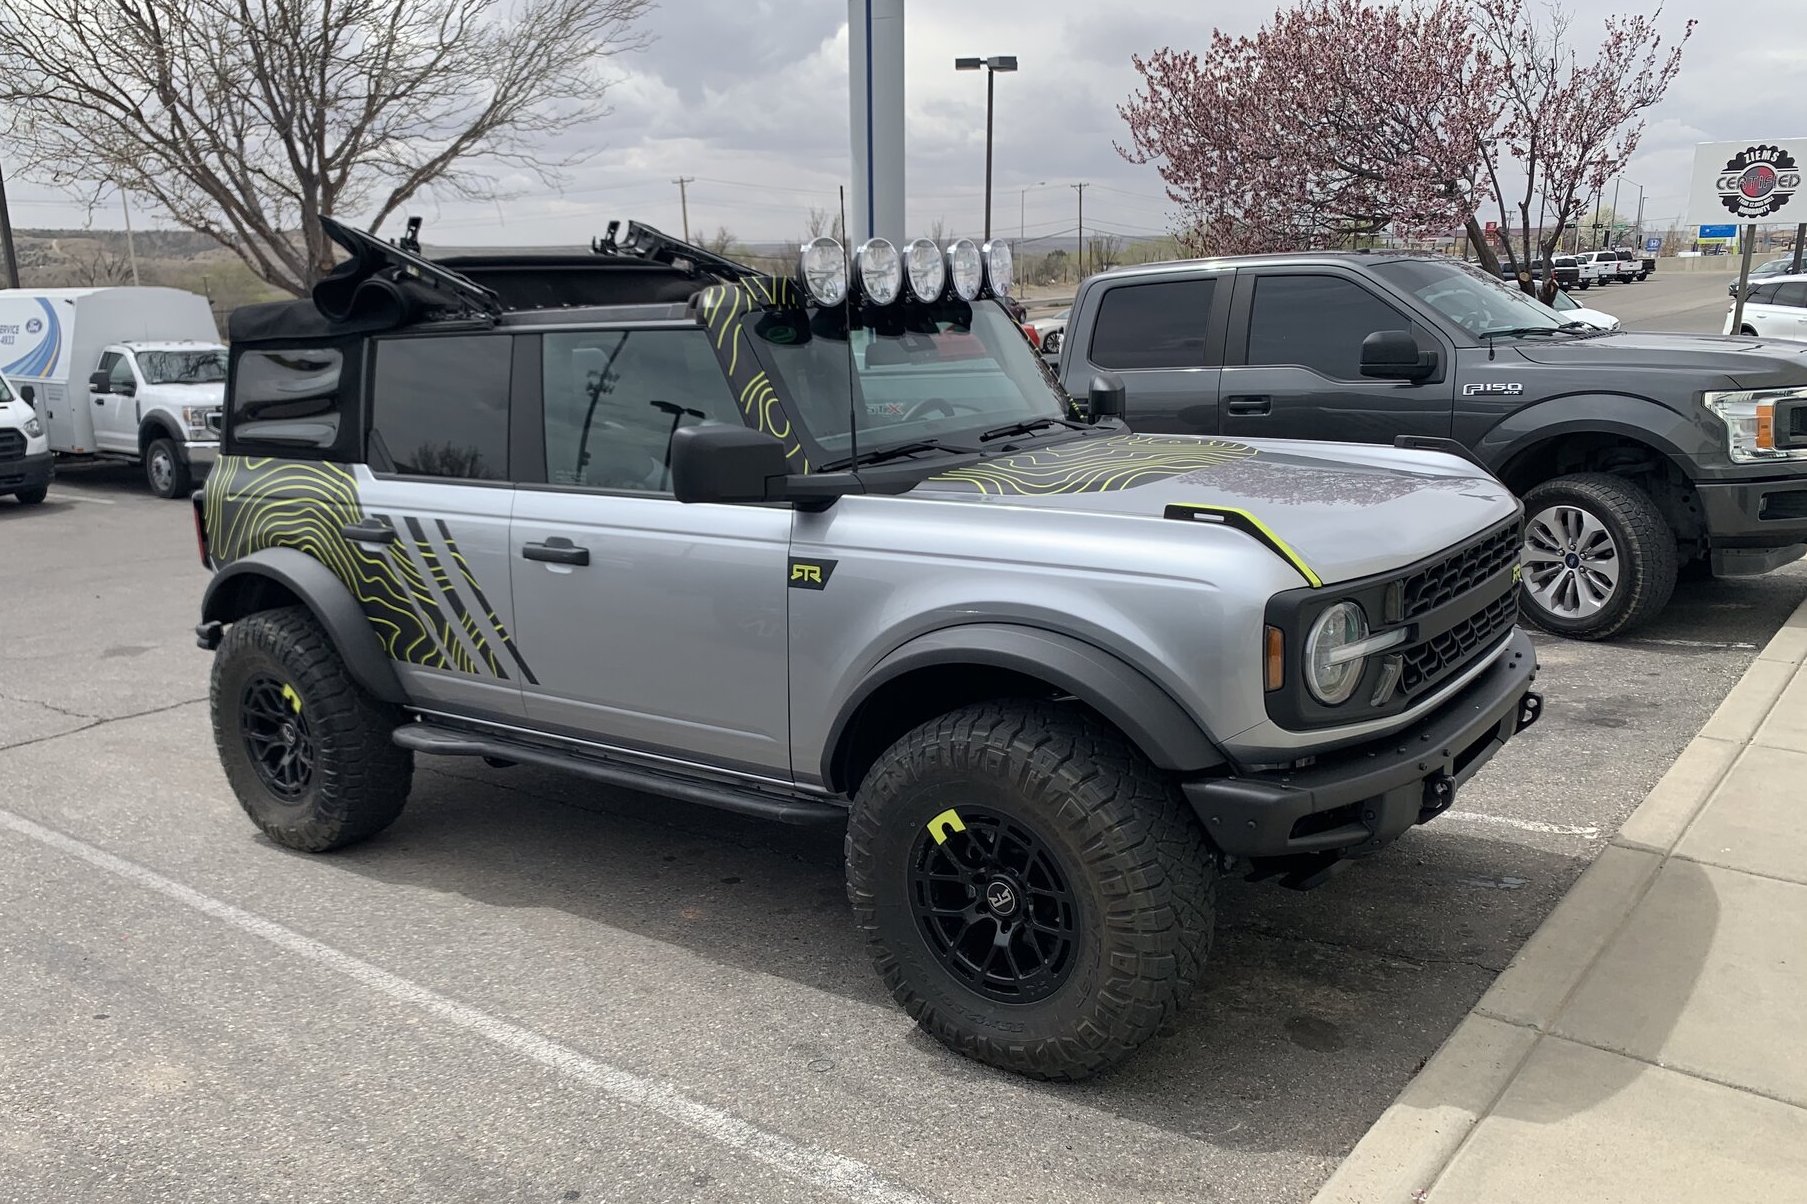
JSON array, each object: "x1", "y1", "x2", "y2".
[{"x1": 6, "y1": 228, "x2": 287, "y2": 318}]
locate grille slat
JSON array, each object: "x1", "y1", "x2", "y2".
[
  {"x1": 0, "y1": 429, "x2": 25, "y2": 462},
  {"x1": 1400, "y1": 591, "x2": 1518, "y2": 697},
  {"x1": 1401, "y1": 524, "x2": 1520, "y2": 619}
]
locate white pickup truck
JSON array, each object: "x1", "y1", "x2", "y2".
[{"x1": 0, "y1": 287, "x2": 226, "y2": 497}]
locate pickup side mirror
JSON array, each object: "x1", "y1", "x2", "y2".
[
  {"x1": 18, "y1": 385, "x2": 35, "y2": 407},
  {"x1": 1360, "y1": 330, "x2": 1438, "y2": 382},
  {"x1": 669, "y1": 424, "x2": 863, "y2": 509},
  {"x1": 1087, "y1": 373, "x2": 1127, "y2": 423},
  {"x1": 89, "y1": 369, "x2": 111, "y2": 394}
]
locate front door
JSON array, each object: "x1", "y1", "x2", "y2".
[
  {"x1": 1219, "y1": 271, "x2": 1455, "y2": 444},
  {"x1": 92, "y1": 350, "x2": 139, "y2": 453},
  {"x1": 509, "y1": 326, "x2": 792, "y2": 780},
  {"x1": 1074, "y1": 274, "x2": 1227, "y2": 435}
]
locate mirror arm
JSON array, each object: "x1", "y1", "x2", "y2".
[{"x1": 775, "y1": 471, "x2": 863, "y2": 511}]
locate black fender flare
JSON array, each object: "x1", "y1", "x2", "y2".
[
  {"x1": 201, "y1": 547, "x2": 405, "y2": 704},
  {"x1": 138, "y1": 414, "x2": 186, "y2": 458},
  {"x1": 1472, "y1": 396, "x2": 1705, "y2": 480},
  {"x1": 824, "y1": 623, "x2": 1226, "y2": 787}
]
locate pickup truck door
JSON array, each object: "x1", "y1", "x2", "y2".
[
  {"x1": 1218, "y1": 269, "x2": 1455, "y2": 444},
  {"x1": 1062, "y1": 273, "x2": 1228, "y2": 435},
  {"x1": 508, "y1": 326, "x2": 793, "y2": 781},
  {"x1": 91, "y1": 349, "x2": 140, "y2": 453}
]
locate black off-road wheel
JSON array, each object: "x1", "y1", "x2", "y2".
[
  {"x1": 211, "y1": 606, "x2": 413, "y2": 851},
  {"x1": 846, "y1": 700, "x2": 1216, "y2": 1080},
  {"x1": 1519, "y1": 473, "x2": 1677, "y2": 640}
]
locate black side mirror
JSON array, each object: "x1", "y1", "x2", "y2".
[
  {"x1": 670, "y1": 425, "x2": 792, "y2": 504},
  {"x1": 18, "y1": 385, "x2": 35, "y2": 407},
  {"x1": 1087, "y1": 373, "x2": 1127, "y2": 423},
  {"x1": 88, "y1": 370, "x2": 111, "y2": 394},
  {"x1": 1360, "y1": 330, "x2": 1437, "y2": 382}
]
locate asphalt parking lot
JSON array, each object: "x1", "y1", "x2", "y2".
[{"x1": 4, "y1": 271, "x2": 1803, "y2": 1204}]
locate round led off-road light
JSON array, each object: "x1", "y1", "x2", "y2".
[
  {"x1": 946, "y1": 238, "x2": 983, "y2": 302},
  {"x1": 855, "y1": 238, "x2": 903, "y2": 305},
  {"x1": 798, "y1": 237, "x2": 848, "y2": 306},
  {"x1": 981, "y1": 239, "x2": 1014, "y2": 297},
  {"x1": 903, "y1": 237, "x2": 946, "y2": 302}
]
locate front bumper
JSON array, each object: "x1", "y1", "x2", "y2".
[
  {"x1": 181, "y1": 440, "x2": 219, "y2": 468},
  {"x1": 0, "y1": 451, "x2": 54, "y2": 492},
  {"x1": 1694, "y1": 475, "x2": 1807, "y2": 567},
  {"x1": 1182, "y1": 629, "x2": 1540, "y2": 862}
]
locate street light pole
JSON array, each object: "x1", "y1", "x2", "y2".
[
  {"x1": 955, "y1": 55, "x2": 1018, "y2": 243},
  {"x1": 1021, "y1": 180, "x2": 1045, "y2": 241}
]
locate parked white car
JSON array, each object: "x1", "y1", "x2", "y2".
[
  {"x1": 1546, "y1": 289, "x2": 1620, "y2": 331},
  {"x1": 1725, "y1": 275, "x2": 1807, "y2": 339},
  {"x1": 0, "y1": 368, "x2": 53, "y2": 505},
  {"x1": 1027, "y1": 307, "x2": 1069, "y2": 356}
]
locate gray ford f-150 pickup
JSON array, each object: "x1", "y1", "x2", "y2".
[{"x1": 1057, "y1": 251, "x2": 1807, "y2": 638}]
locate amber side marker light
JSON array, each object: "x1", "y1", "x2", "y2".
[
  {"x1": 1756, "y1": 402, "x2": 1776, "y2": 452},
  {"x1": 1264, "y1": 626, "x2": 1285, "y2": 692}
]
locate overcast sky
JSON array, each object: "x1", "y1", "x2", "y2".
[{"x1": 5, "y1": 0, "x2": 1801, "y2": 248}]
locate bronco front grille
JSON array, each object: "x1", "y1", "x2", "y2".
[
  {"x1": 1401, "y1": 522, "x2": 1520, "y2": 619},
  {"x1": 0, "y1": 429, "x2": 24, "y2": 461},
  {"x1": 1400, "y1": 590, "x2": 1518, "y2": 697}
]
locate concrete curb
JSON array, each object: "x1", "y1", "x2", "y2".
[{"x1": 1312, "y1": 598, "x2": 1807, "y2": 1204}]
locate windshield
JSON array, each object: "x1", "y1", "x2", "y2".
[
  {"x1": 1372, "y1": 259, "x2": 1564, "y2": 338},
  {"x1": 0, "y1": 375, "x2": 12, "y2": 403},
  {"x1": 138, "y1": 349, "x2": 227, "y2": 385},
  {"x1": 1547, "y1": 290, "x2": 1578, "y2": 311},
  {"x1": 747, "y1": 299, "x2": 1066, "y2": 462}
]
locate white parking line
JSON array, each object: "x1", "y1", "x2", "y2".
[
  {"x1": 47, "y1": 490, "x2": 116, "y2": 505},
  {"x1": 1442, "y1": 810, "x2": 1600, "y2": 839},
  {"x1": 1624, "y1": 637, "x2": 1758, "y2": 651},
  {"x1": 0, "y1": 808, "x2": 935, "y2": 1204}
]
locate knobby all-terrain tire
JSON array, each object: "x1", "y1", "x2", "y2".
[
  {"x1": 13, "y1": 486, "x2": 47, "y2": 505},
  {"x1": 211, "y1": 606, "x2": 413, "y2": 851},
  {"x1": 846, "y1": 700, "x2": 1217, "y2": 1081},
  {"x1": 1519, "y1": 472, "x2": 1677, "y2": 641}
]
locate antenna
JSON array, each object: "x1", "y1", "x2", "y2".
[{"x1": 840, "y1": 184, "x2": 858, "y2": 471}]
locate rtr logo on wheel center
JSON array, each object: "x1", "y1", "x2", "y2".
[{"x1": 984, "y1": 878, "x2": 1018, "y2": 916}]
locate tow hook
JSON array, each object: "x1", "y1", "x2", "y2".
[
  {"x1": 1516, "y1": 691, "x2": 1544, "y2": 734},
  {"x1": 1419, "y1": 772, "x2": 1457, "y2": 824}
]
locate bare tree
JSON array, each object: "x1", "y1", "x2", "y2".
[
  {"x1": 1472, "y1": 0, "x2": 1691, "y2": 295},
  {"x1": 804, "y1": 206, "x2": 846, "y2": 244},
  {"x1": 69, "y1": 236, "x2": 135, "y2": 287},
  {"x1": 699, "y1": 226, "x2": 739, "y2": 256},
  {"x1": 0, "y1": 0, "x2": 652, "y2": 296}
]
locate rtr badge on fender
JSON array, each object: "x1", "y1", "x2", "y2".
[{"x1": 787, "y1": 558, "x2": 837, "y2": 590}]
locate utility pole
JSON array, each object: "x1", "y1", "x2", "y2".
[
  {"x1": 1071, "y1": 182, "x2": 1088, "y2": 278},
  {"x1": 0, "y1": 158, "x2": 20, "y2": 289},
  {"x1": 120, "y1": 189, "x2": 140, "y2": 287},
  {"x1": 671, "y1": 176, "x2": 694, "y2": 242},
  {"x1": 1021, "y1": 180, "x2": 1045, "y2": 241}
]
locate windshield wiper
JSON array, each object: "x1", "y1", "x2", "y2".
[
  {"x1": 819, "y1": 438, "x2": 978, "y2": 472},
  {"x1": 1477, "y1": 325, "x2": 1576, "y2": 339},
  {"x1": 976, "y1": 416, "x2": 1086, "y2": 442}
]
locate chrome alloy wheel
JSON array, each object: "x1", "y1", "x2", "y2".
[{"x1": 1522, "y1": 504, "x2": 1621, "y2": 620}]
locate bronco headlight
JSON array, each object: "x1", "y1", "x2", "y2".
[
  {"x1": 903, "y1": 238, "x2": 946, "y2": 302},
  {"x1": 982, "y1": 239, "x2": 1014, "y2": 296},
  {"x1": 855, "y1": 238, "x2": 902, "y2": 305},
  {"x1": 1704, "y1": 387, "x2": 1807, "y2": 463},
  {"x1": 1305, "y1": 602, "x2": 1369, "y2": 705},
  {"x1": 946, "y1": 239, "x2": 983, "y2": 302},
  {"x1": 799, "y1": 237, "x2": 848, "y2": 307}
]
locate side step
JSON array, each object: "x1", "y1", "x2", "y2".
[{"x1": 392, "y1": 722, "x2": 848, "y2": 826}]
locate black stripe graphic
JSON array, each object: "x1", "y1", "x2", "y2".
[
  {"x1": 436, "y1": 518, "x2": 539, "y2": 686},
  {"x1": 404, "y1": 516, "x2": 506, "y2": 680}
]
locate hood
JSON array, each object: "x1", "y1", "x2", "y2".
[
  {"x1": 909, "y1": 432, "x2": 1518, "y2": 585},
  {"x1": 140, "y1": 381, "x2": 225, "y2": 406},
  {"x1": 1511, "y1": 330, "x2": 1807, "y2": 388}
]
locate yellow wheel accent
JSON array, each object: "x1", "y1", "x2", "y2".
[
  {"x1": 280, "y1": 683, "x2": 303, "y2": 714},
  {"x1": 926, "y1": 808, "x2": 966, "y2": 845}
]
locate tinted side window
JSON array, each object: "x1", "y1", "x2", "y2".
[
  {"x1": 370, "y1": 335, "x2": 511, "y2": 480},
  {"x1": 1749, "y1": 283, "x2": 1781, "y2": 305},
  {"x1": 1246, "y1": 275, "x2": 1408, "y2": 380},
  {"x1": 1088, "y1": 279, "x2": 1215, "y2": 369},
  {"x1": 231, "y1": 348, "x2": 345, "y2": 450},
  {"x1": 1774, "y1": 282, "x2": 1807, "y2": 308},
  {"x1": 541, "y1": 329, "x2": 741, "y2": 493}
]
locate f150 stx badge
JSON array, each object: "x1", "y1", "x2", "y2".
[{"x1": 1462, "y1": 382, "x2": 1524, "y2": 396}]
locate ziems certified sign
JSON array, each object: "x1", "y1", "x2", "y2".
[{"x1": 1689, "y1": 139, "x2": 1805, "y2": 225}]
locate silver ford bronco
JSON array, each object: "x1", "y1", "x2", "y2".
[{"x1": 195, "y1": 219, "x2": 1542, "y2": 1079}]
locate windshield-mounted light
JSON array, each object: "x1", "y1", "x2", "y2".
[
  {"x1": 798, "y1": 237, "x2": 848, "y2": 307},
  {"x1": 982, "y1": 239, "x2": 1014, "y2": 297},
  {"x1": 855, "y1": 238, "x2": 902, "y2": 305},
  {"x1": 903, "y1": 238, "x2": 946, "y2": 302},
  {"x1": 947, "y1": 238, "x2": 983, "y2": 302}
]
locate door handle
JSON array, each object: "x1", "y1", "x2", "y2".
[
  {"x1": 1226, "y1": 395, "x2": 1271, "y2": 416},
  {"x1": 94, "y1": 396, "x2": 106, "y2": 405},
  {"x1": 341, "y1": 519, "x2": 397, "y2": 544},
  {"x1": 522, "y1": 538, "x2": 590, "y2": 567}
]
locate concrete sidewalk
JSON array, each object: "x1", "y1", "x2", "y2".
[{"x1": 1315, "y1": 600, "x2": 1807, "y2": 1203}]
